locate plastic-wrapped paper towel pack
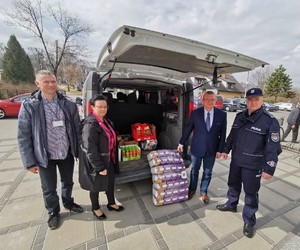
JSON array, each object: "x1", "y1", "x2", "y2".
[{"x1": 147, "y1": 149, "x2": 189, "y2": 206}]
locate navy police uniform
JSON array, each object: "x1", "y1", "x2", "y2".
[{"x1": 224, "y1": 106, "x2": 282, "y2": 226}]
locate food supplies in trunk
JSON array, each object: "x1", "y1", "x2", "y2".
[
  {"x1": 117, "y1": 134, "x2": 138, "y2": 146},
  {"x1": 132, "y1": 123, "x2": 156, "y2": 141},
  {"x1": 140, "y1": 139, "x2": 158, "y2": 150},
  {"x1": 147, "y1": 149, "x2": 189, "y2": 206},
  {"x1": 120, "y1": 144, "x2": 141, "y2": 161}
]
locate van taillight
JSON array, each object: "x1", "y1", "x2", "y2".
[
  {"x1": 84, "y1": 99, "x2": 92, "y2": 117},
  {"x1": 188, "y1": 101, "x2": 194, "y2": 117},
  {"x1": 88, "y1": 101, "x2": 92, "y2": 114}
]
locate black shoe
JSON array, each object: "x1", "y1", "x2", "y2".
[
  {"x1": 243, "y1": 224, "x2": 254, "y2": 238},
  {"x1": 92, "y1": 210, "x2": 107, "y2": 220},
  {"x1": 188, "y1": 191, "x2": 195, "y2": 200},
  {"x1": 48, "y1": 213, "x2": 60, "y2": 230},
  {"x1": 216, "y1": 204, "x2": 237, "y2": 212},
  {"x1": 64, "y1": 202, "x2": 83, "y2": 213},
  {"x1": 107, "y1": 204, "x2": 124, "y2": 212}
]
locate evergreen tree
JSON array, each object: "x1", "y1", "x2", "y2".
[
  {"x1": 2, "y1": 35, "x2": 35, "y2": 84},
  {"x1": 264, "y1": 65, "x2": 295, "y2": 102}
]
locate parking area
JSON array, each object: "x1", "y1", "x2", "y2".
[{"x1": 0, "y1": 111, "x2": 299, "y2": 250}]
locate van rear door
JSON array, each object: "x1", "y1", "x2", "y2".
[{"x1": 97, "y1": 25, "x2": 267, "y2": 82}]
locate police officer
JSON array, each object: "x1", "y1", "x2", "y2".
[{"x1": 216, "y1": 87, "x2": 282, "y2": 238}]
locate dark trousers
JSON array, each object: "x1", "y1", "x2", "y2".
[
  {"x1": 226, "y1": 164, "x2": 261, "y2": 226},
  {"x1": 89, "y1": 163, "x2": 115, "y2": 210},
  {"x1": 38, "y1": 154, "x2": 74, "y2": 215},
  {"x1": 283, "y1": 123, "x2": 299, "y2": 142},
  {"x1": 189, "y1": 154, "x2": 216, "y2": 194}
]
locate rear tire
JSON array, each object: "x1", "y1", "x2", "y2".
[
  {"x1": 225, "y1": 106, "x2": 230, "y2": 111},
  {"x1": 0, "y1": 109, "x2": 6, "y2": 119}
]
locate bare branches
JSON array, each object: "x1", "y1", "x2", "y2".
[
  {"x1": 1, "y1": 0, "x2": 92, "y2": 76},
  {"x1": 2, "y1": 0, "x2": 44, "y2": 38},
  {"x1": 50, "y1": 4, "x2": 92, "y2": 40},
  {"x1": 249, "y1": 65, "x2": 273, "y2": 90}
]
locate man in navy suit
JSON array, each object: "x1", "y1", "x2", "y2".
[{"x1": 178, "y1": 91, "x2": 227, "y2": 204}]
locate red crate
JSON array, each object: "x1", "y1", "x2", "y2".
[{"x1": 132, "y1": 123, "x2": 156, "y2": 141}]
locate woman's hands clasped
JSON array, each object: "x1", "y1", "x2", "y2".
[{"x1": 99, "y1": 169, "x2": 107, "y2": 175}]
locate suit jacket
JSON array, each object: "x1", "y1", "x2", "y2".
[
  {"x1": 179, "y1": 107, "x2": 227, "y2": 157},
  {"x1": 287, "y1": 107, "x2": 300, "y2": 125}
]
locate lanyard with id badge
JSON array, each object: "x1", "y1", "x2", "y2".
[{"x1": 46, "y1": 100, "x2": 64, "y2": 127}]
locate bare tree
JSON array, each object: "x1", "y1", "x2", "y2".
[
  {"x1": 248, "y1": 65, "x2": 273, "y2": 91},
  {"x1": 64, "y1": 64, "x2": 84, "y2": 88},
  {"x1": 1, "y1": 0, "x2": 92, "y2": 76},
  {"x1": 28, "y1": 47, "x2": 49, "y2": 71}
]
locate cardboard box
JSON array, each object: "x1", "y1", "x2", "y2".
[{"x1": 119, "y1": 140, "x2": 138, "y2": 146}]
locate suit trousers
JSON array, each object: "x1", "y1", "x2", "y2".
[
  {"x1": 189, "y1": 154, "x2": 216, "y2": 194},
  {"x1": 283, "y1": 123, "x2": 299, "y2": 142},
  {"x1": 226, "y1": 164, "x2": 261, "y2": 226},
  {"x1": 89, "y1": 162, "x2": 116, "y2": 210},
  {"x1": 38, "y1": 153, "x2": 74, "y2": 215}
]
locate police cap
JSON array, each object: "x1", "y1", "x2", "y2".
[{"x1": 246, "y1": 88, "x2": 263, "y2": 98}]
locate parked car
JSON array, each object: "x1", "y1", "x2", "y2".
[
  {"x1": 222, "y1": 98, "x2": 239, "y2": 112},
  {"x1": 263, "y1": 102, "x2": 279, "y2": 112},
  {"x1": 77, "y1": 25, "x2": 267, "y2": 184},
  {"x1": 0, "y1": 93, "x2": 31, "y2": 119},
  {"x1": 196, "y1": 94, "x2": 224, "y2": 109},
  {"x1": 274, "y1": 102, "x2": 294, "y2": 111},
  {"x1": 233, "y1": 98, "x2": 247, "y2": 110}
]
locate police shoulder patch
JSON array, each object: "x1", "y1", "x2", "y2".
[
  {"x1": 267, "y1": 161, "x2": 276, "y2": 168},
  {"x1": 263, "y1": 110, "x2": 275, "y2": 118},
  {"x1": 271, "y1": 132, "x2": 280, "y2": 142}
]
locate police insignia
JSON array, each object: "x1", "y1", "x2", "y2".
[
  {"x1": 267, "y1": 161, "x2": 276, "y2": 168},
  {"x1": 271, "y1": 132, "x2": 279, "y2": 142}
]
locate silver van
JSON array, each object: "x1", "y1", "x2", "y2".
[{"x1": 79, "y1": 25, "x2": 267, "y2": 184}]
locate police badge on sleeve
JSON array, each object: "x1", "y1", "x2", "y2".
[
  {"x1": 267, "y1": 161, "x2": 276, "y2": 168},
  {"x1": 271, "y1": 132, "x2": 280, "y2": 142}
]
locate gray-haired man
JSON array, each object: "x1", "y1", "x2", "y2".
[{"x1": 18, "y1": 70, "x2": 83, "y2": 230}]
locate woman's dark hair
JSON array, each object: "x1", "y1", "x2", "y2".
[{"x1": 89, "y1": 95, "x2": 108, "y2": 106}]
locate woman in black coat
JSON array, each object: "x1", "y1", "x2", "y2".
[{"x1": 79, "y1": 95, "x2": 124, "y2": 219}]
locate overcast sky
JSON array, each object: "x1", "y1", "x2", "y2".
[{"x1": 0, "y1": 0, "x2": 300, "y2": 87}]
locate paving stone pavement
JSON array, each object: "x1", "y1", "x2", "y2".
[{"x1": 0, "y1": 119, "x2": 299, "y2": 250}]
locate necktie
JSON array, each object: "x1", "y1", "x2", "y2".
[{"x1": 206, "y1": 112, "x2": 211, "y2": 131}]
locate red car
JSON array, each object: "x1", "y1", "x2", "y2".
[{"x1": 0, "y1": 93, "x2": 31, "y2": 119}]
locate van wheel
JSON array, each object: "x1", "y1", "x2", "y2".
[
  {"x1": 284, "y1": 108, "x2": 287, "y2": 111},
  {"x1": 225, "y1": 106, "x2": 230, "y2": 111}
]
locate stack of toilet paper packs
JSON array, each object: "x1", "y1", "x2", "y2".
[{"x1": 147, "y1": 149, "x2": 189, "y2": 206}]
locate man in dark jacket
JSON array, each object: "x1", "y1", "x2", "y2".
[
  {"x1": 18, "y1": 70, "x2": 83, "y2": 230},
  {"x1": 216, "y1": 88, "x2": 282, "y2": 238},
  {"x1": 178, "y1": 91, "x2": 227, "y2": 204},
  {"x1": 282, "y1": 104, "x2": 300, "y2": 143}
]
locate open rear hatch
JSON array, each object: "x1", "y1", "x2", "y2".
[{"x1": 97, "y1": 25, "x2": 268, "y2": 84}]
